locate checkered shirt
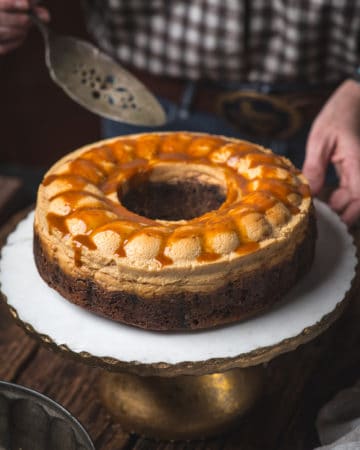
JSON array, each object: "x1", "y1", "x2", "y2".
[{"x1": 83, "y1": 0, "x2": 360, "y2": 84}]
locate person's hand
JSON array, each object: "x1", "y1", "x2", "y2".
[
  {"x1": 0, "y1": 0, "x2": 50, "y2": 55},
  {"x1": 302, "y1": 79, "x2": 360, "y2": 226}
]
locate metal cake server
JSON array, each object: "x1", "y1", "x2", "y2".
[{"x1": 30, "y1": 12, "x2": 166, "y2": 126}]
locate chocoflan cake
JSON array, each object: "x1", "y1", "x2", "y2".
[{"x1": 34, "y1": 132, "x2": 316, "y2": 330}]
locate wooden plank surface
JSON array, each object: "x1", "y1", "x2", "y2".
[
  {"x1": 0, "y1": 176, "x2": 27, "y2": 225},
  {"x1": 0, "y1": 179, "x2": 360, "y2": 450}
]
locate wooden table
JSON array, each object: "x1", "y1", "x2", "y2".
[{"x1": 1, "y1": 176, "x2": 359, "y2": 450}]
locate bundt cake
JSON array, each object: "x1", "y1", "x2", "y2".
[{"x1": 33, "y1": 132, "x2": 316, "y2": 330}]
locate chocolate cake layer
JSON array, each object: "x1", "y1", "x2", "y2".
[{"x1": 121, "y1": 179, "x2": 226, "y2": 221}]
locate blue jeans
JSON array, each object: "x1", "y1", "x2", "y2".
[{"x1": 102, "y1": 93, "x2": 337, "y2": 184}]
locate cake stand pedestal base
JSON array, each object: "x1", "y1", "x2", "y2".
[{"x1": 100, "y1": 366, "x2": 264, "y2": 440}]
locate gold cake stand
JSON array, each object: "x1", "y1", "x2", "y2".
[
  {"x1": 6, "y1": 298, "x2": 350, "y2": 440},
  {"x1": 0, "y1": 204, "x2": 357, "y2": 440}
]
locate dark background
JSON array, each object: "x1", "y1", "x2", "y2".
[{"x1": 0, "y1": 0, "x2": 100, "y2": 199}]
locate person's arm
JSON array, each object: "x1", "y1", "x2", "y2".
[
  {"x1": 0, "y1": 0, "x2": 49, "y2": 55},
  {"x1": 302, "y1": 79, "x2": 360, "y2": 226}
]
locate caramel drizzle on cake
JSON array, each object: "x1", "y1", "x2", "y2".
[{"x1": 42, "y1": 133, "x2": 310, "y2": 267}]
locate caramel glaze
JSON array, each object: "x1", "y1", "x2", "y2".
[{"x1": 42, "y1": 133, "x2": 310, "y2": 266}]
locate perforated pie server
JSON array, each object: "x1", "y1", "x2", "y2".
[{"x1": 30, "y1": 12, "x2": 166, "y2": 126}]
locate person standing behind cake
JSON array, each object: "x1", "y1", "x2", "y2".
[{"x1": 1, "y1": 0, "x2": 360, "y2": 225}]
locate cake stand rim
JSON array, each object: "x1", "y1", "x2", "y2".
[
  {"x1": 3, "y1": 290, "x2": 351, "y2": 376},
  {"x1": 0, "y1": 204, "x2": 357, "y2": 377}
]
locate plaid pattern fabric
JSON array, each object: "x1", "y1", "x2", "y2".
[{"x1": 83, "y1": 0, "x2": 360, "y2": 84}]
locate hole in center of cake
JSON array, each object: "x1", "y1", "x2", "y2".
[{"x1": 119, "y1": 166, "x2": 226, "y2": 221}]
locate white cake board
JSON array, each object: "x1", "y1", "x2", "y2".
[{"x1": 0, "y1": 200, "x2": 356, "y2": 374}]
